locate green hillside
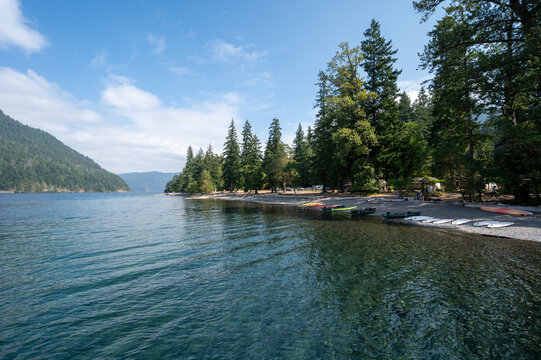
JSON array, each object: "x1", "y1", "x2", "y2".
[{"x1": 0, "y1": 109, "x2": 129, "y2": 193}]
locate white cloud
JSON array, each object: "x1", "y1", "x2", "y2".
[
  {"x1": 168, "y1": 66, "x2": 189, "y2": 77},
  {"x1": 398, "y1": 76, "x2": 431, "y2": 102},
  {"x1": 207, "y1": 39, "x2": 267, "y2": 62},
  {"x1": 0, "y1": 67, "x2": 241, "y2": 173},
  {"x1": 147, "y1": 34, "x2": 166, "y2": 54},
  {"x1": 0, "y1": 0, "x2": 48, "y2": 52},
  {"x1": 91, "y1": 50, "x2": 108, "y2": 66},
  {"x1": 102, "y1": 78, "x2": 162, "y2": 110}
]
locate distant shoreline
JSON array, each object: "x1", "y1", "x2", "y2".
[{"x1": 166, "y1": 192, "x2": 541, "y2": 243}]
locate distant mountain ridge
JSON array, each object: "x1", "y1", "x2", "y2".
[
  {"x1": 0, "y1": 109, "x2": 129, "y2": 192},
  {"x1": 118, "y1": 171, "x2": 178, "y2": 193}
]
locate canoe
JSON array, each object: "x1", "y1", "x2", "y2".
[
  {"x1": 383, "y1": 211, "x2": 421, "y2": 219},
  {"x1": 323, "y1": 205, "x2": 345, "y2": 211},
  {"x1": 331, "y1": 206, "x2": 356, "y2": 211},
  {"x1": 480, "y1": 206, "x2": 529, "y2": 216},
  {"x1": 452, "y1": 219, "x2": 472, "y2": 225},
  {"x1": 351, "y1": 207, "x2": 376, "y2": 216}
]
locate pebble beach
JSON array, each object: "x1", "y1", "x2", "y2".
[{"x1": 170, "y1": 192, "x2": 541, "y2": 242}]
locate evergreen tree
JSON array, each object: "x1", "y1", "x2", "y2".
[
  {"x1": 416, "y1": 0, "x2": 541, "y2": 201},
  {"x1": 398, "y1": 92, "x2": 414, "y2": 123},
  {"x1": 361, "y1": 19, "x2": 402, "y2": 182},
  {"x1": 412, "y1": 87, "x2": 434, "y2": 140},
  {"x1": 292, "y1": 124, "x2": 311, "y2": 187},
  {"x1": 241, "y1": 120, "x2": 263, "y2": 193},
  {"x1": 222, "y1": 119, "x2": 241, "y2": 192},
  {"x1": 205, "y1": 145, "x2": 223, "y2": 191},
  {"x1": 325, "y1": 42, "x2": 377, "y2": 192},
  {"x1": 313, "y1": 70, "x2": 335, "y2": 191},
  {"x1": 262, "y1": 118, "x2": 288, "y2": 192}
]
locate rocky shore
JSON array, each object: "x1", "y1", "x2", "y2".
[{"x1": 168, "y1": 192, "x2": 541, "y2": 242}]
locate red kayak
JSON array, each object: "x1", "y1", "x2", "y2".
[{"x1": 480, "y1": 206, "x2": 529, "y2": 216}]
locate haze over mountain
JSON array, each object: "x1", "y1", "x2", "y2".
[
  {"x1": 0, "y1": 109, "x2": 129, "y2": 193},
  {"x1": 118, "y1": 172, "x2": 178, "y2": 193}
]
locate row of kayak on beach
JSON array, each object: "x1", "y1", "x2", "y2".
[
  {"x1": 403, "y1": 215, "x2": 514, "y2": 228},
  {"x1": 299, "y1": 202, "x2": 375, "y2": 215},
  {"x1": 299, "y1": 202, "x2": 518, "y2": 227},
  {"x1": 299, "y1": 202, "x2": 419, "y2": 218}
]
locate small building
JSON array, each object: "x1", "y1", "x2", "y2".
[{"x1": 412, "y1": 177, "x2": 442, "y2": 194}]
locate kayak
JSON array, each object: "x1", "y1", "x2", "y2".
[
  {"x1": 351, "y1": 207, "x2": 376, "y2": 216},
  {"x1": 383, "y1": 211, "x2": 421, "y2": 219},
  {"x1": 300, "y1": 202, "x2": 323, "y2": 207},
  {"x1": 404, "y1": 216, "x2": 434, "y2": 221},
  {"x1": 331, "y1": 206, "x2": 356, "y2": 211},
  {"x1": 452, "y1": 219, "x2": 472, "y2": 225},
  {"x1": 474, "y1": 220, "x2": 514, "y2": 227},
  {"x1": 305, "y1": 203, "x2": 324, "y2": 207},
  {"x1": 432, "y1": 219, "x2": 454, "y2": 224},
  {"x1": 487, "y1": 222, "x2": 514, "y2": 228},
  {"x1": 480, "y1": 206, "x2": 529, "y2": 216},
  {"x1": 323, "y1": 205, "x2": 345, "y2": 211}
]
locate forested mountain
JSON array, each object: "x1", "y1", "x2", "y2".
[
  {"x1": 0, "y1": 109, "x2": 129, "y2": 192},
  {"x1": 118, "y1": 172, "x2": 177, "y2": 193}
]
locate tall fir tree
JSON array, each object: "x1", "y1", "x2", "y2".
[
  {"x1": 325, "y1": 42, "x2": 377, "y2": 191},
  {"x1": 415, "y1": 0, "x2": 541, "y2": 201},
  {"x1": 222, "y1": 119, "x2": 241, "y2": 192},
  {"x1": 241, "y1": 120, "x2": 263, "y2": 193},
  {"x1": 262, "y1": 118, "x2": 288, "y2": 192},
  {"x1": 361, "y1": 19, "x2": 402, "y2": 181},
  {"x1": 313, "y1": 70, "x2": 335, "y2": 191},
  {"x1": 292, "y1": 124, "x2": 311, "y2": 187}
]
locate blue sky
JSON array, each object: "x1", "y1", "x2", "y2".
[{"x1": 0, "y1": 0, "x2": 438, "y2": 173}]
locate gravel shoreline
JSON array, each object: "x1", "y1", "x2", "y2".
[{"x1": 168, "y1": 192, "x2": 541, "y2": 242}]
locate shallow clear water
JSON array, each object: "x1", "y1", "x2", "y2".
[{"x1": 0, "y1": 193, "x2": 540, "y2": 359}]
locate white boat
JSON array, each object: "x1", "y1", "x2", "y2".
[
  {"x1": 473, "y1": 221, "x2": 500, "y2": 227},
  {"x1": 404, "y1": 216, "x2": 434, "y2": 221},
  {"x1": 432, "y1": 219, "x2": 454, "y2": 224},
  {"x1": 487, "y1": 222, "x2": 514, "y2": 228},
  {"x1": 423, "y1": 218, "x2": 440, "y2": 223},
  {"x1": 452, "y1": 219, "x2": 472, "y2": 225}
]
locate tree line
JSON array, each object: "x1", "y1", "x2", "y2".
[{"x1": 167, "y1": 1, "x2": 540, "y2": 203}]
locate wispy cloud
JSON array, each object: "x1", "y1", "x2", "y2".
[
  {"x1": 168, "y1": 66, "x2": 189, "y2": 77},
  {"x1": 147, "y1": 34, "x2": 166, "y2": 54},
  {"x1": 207, "y1": 39, "x2": 267, "y2": 63},
  {"x1": 0, "y1": 0, "x2": 48, "y2": 52},
  {"x1": 91, "y1": 50, "x2": 108, "y2": 66},
  {"x1": 0, "y1": 67, "x2": 243, "y2": 173}
]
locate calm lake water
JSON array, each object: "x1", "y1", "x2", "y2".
[{"x1": 1, "y1": 193, "x2": 540, "y2": 359}]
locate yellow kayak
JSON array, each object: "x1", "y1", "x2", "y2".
[
  {"x1": 330, "y1": 206, "x2": 356, "y2": 211},
  {"x1": 299, "y1": 202, "x2": 323, "y2": 207}
]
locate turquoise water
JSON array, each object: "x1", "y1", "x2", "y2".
[{"x1": 0, "y1": 193, "x2": 540, "y2": 359}]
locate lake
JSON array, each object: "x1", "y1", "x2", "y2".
[{"x1": 1, "y1": 193, "x2": 540, "y2": 359}]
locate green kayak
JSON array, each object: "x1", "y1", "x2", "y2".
[
  {"x1": 383, "y1": 211, "x2": 421, "y2": 219},
  {"x1": 331, "y1": 206, "x2": 357, "y2": 211},
  {"x1": 351, "y1": 207, "x2": 376, "y2": 216}
]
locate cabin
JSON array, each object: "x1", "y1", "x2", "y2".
[{"x1": 412, "y1": 177, "x2": 442, "y2": 194}]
